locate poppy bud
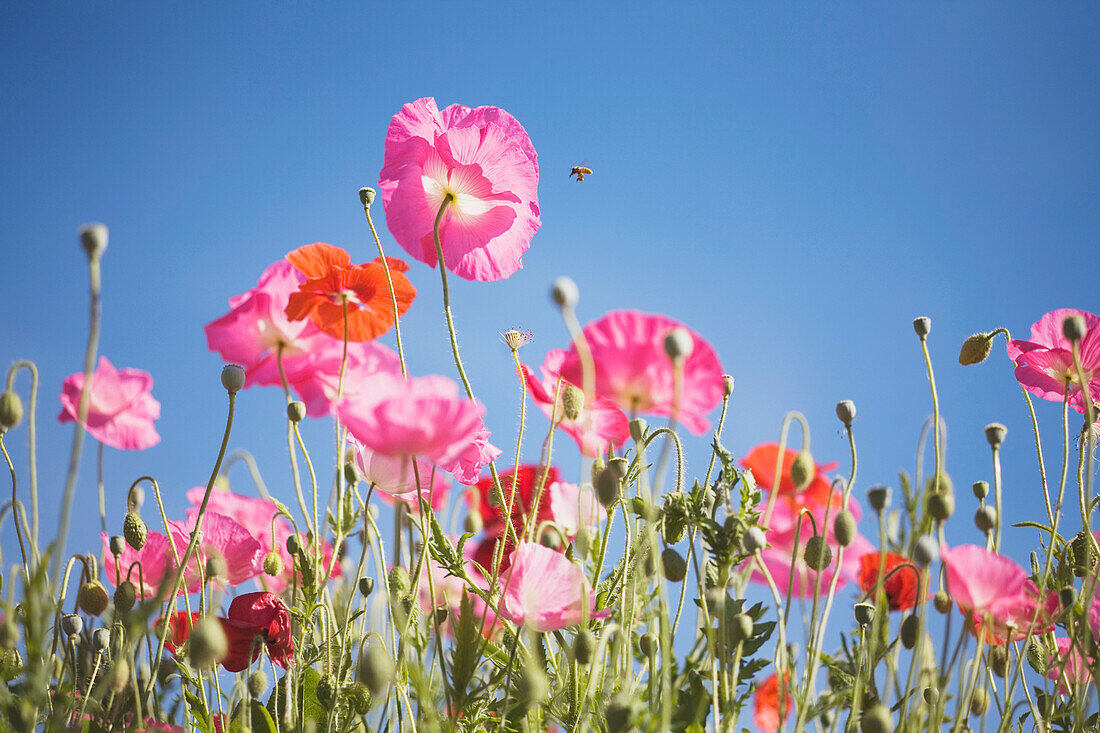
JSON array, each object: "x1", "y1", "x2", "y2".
[
  {"x1": 933, "y1": 591, "x2": 952, "y2": 614},
  {"x1": 128, "y1": 484, "x2": 145, "y2": 510},
  {"x1": 927, "y1": 493, "x2": 954, "y2": 521},
  {"x1": 357, "y1": 646, "x2": 395, "y2": 696},
  {"x1": 573, "y1": 629, "x2": 595, "y2": 665},
  {"x1": 637, "y1": 631, "x2": 657, "y2": 657},
  {"x1": 220, "y1": 364, "x2": 245, "y2": 394},
  {"x1": 286, "y1": 534, "x2": 300, "y2": 555},
  {"x1": 854, "y1": 603, "x2": 875, "y2": 627},
  {"x1": 730, "y1": 613, "x2": 754, "y2": 645},
  {"x1": 663, "y1": 328, "x2": 694, "y2": 361},
  {"x1": 742, "y1": 527, "x2": 766, "y2": 555},
  {"x1": 263, "y1": 551, "x2": 283, "y2": 577},
  {"x1": 358, "y1": 577, "x2": 374, "y2": 597},
  {"x1": 575, "y1": 528, "x2": 591, "y2": 558},
  {"x1": 561, "y1": 384, "x2": 584, "y2": 421},
  {"x1": 79, "y1": 223, "x2": 108, "y2": 260},
  {"x1": 114, "y1": 581, "x2": 136, "y2": 613},
  {"x1": 123, "y1": 512, "x2": 147, "y2": 550},
  {"x1": 661, "y1": 497, "x2": 688, "y2": 544},
  {"x1": 790, "y1": 449, "x2": 815, "y2": 491},
  {"x1": 204, "y1": 555, "x2": 226, "y2": 580},
  {"x1": 867, "y1": 485, "x2": 890, "y2": 512},
  {"x1": 628, "y1": 417, "x2": 647, "y2": 442},
  {"x1": 287, "y1": 401, "x2": 307, "y2": 423},
  {"x1": 0, "y1": 391, "x2": 23, "y2": 431},
  {"x1": 970, "y1": 687, "x2": 989, "y2": 716},
  {"x1": 248, "y1": 669, "x2": 268, "y2": 698},
  {"x1": 109, "y1": 535, "x2": 127, "y2": 557},
  {"x1": 388, "y1": 567, "x2": 411, "y2": 598},
  {"x1": 595, "y1": 466, "x2": 621, "y2": 507},
  {"x1": 835, "y1": 400, "x2": 857, "y2": 427},
  {"x1": 92, "y1": 628, "x2": 111, "y2": 651},
  {"x1": 820, "y1": 710, "x2": 835, "y2": 727},
  {"x1": 923, "y1": 687, "x2": 938, "y2": 705},
  {"x1": 343, "y1": 462, "x2": 359, "y2": 487},
  {"x1": 984, "y1": 423, "x2": 1007, "y2": 448},
  {"x1": 912, "y1": 316, "x2": 931, "y2": 337},
  {"x1": 590, "y1": 457, "x2": 606, "y2": 487},
  {"x1": 1063, "y1": 314, "x2": 1088, "y2": 343},
  {"x1": 61, "y1": 614, "x2": 83, "y2": 637},
  {"x1": 834, "y1": 510, "x2": 856, "y2": 547},
  {"x1": 661, "y1": 548, "x2": 687, "y2": 583},
  {"x1": 974, "y1": 505, "x2": 997, "y2": 534},
  {"x1": 803, "y1": 536, "x2": 832, "y2": 571},
  {"x1": 359, "y1": 187, "x2": 376, "y2": 207},
  {"x1": 926, "y1": 471, "x2": 952, "y2": 495},
  {"x1": 1026, "y1": 638, "x2": 1048, "y2": 675},
  {"x1": 723, "y1": 374, "x2": 735, "y2": 396},
  {"x1": 972, "y1": 480, "x2": 989, "y2": 500},
  {"x1": 189, "y1": 617, "x2": 228, "y2": 669},
  {"x1": 316, "y1": 674, "x2": 337, "y2": 708},
  {"x1": 109, "y1": 657, "x2": 130, "y2": 693},
  {"x1": 78, "y1": 580, "x2": 110, "y2": 617},
  {"x1": 988, "y1": 645, "x2": 1008, "y2": 678},
  {"x1": 859, "y1": 702, "x2": 892, "y2": 733},
  {"x1": 606, "y1": 692, "x2": 642, "y2": 733},
  {"x1": 541, "y1": 530, "x2": 562, "y2": 551},
  {"x1": 1072, "y1": 531, "x2": 1096, "y2": 577},
  {"x1": 959, "y1": 332, "x2": 994, "y2": 365},
  {"x1": 550, "y1": 276, "x2": 579, "y2": 309},
  {"x1": 913, "y1": 536, "x2": 938, "y2": 567},
  {"x1": 345, "y1": 681, "x2": 372, "y2": 715},
  {"x1": 1059, "y1": 584, "x2": 1076, "y2": 610},
  {"x1": 900, "y1": 614, "x2": 919, "y2": 649},
  {"x1": 0, "y1": 621, "x2": 18, "y2": 650}
]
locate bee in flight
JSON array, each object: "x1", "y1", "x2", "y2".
[{"x1": 570, "y1": 165, "x2": 593, "y2": 182}]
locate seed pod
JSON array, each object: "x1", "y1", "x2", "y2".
[
  {"x1": 359, "y1": 187, "x2": 377, "y2": 207},
  {"x1": 867, "y1": 485, "x2": 890, "y2": 512},
  {"x1": 357, "y1": 646, "x2": 395, "y2": 696},
  {"x1": 263, "y1": 552, "x2": 283, "y2": 577},
  {"x1": 221, "y1": 364, "x2": 245, "y2": 394},
  {"x1": 803, "y1": 536, "x2": 832, "y2": 571},
  {"x1": 0, "y1": 391, "x2": 23, "y2": 431},
  {"x1": 790, "y1": 449, "x2": 815, "y2": 491},
  {"x1": 972, "y1": 480, "x2": 989, "y2": 500},
  {"x1": 913, "y1": 536, "x2": 939, "y2": 567},
  {"x1": 286, "y1": 533, "x2": 300, "y2": 555},
  {"x1": 988, "y1": 645, "x2": 1008, "y2": 678},
  {"x1": 248, "y1": 669, "x2": 269, "y2": 698},
  {"x1": 80, "y1": 223, "x2": 108, "y2": 259},
  {"x1": 933, "y1": 591, "x2": 952, "y2": 614},
  {"x1": 854, "y1": 603, "x2": 875, "y2": 627},
  {"x1": 316, "y1": 674, "x2": 337, "y2": 708},
  {"x1": 61, "y1": 614, "x2": 84, "y2": 637},
  {"x1": 78, "y1": 580, "x2": 110, "y2": 617},
  {"x1": 663, "y1": 328, "x2": 694, "y2": 361},
  {"x1": 923, "y1": 687, "x2": 938, "y2": 705},
  {"x1": 833, "y1": 510, "x2": 856, "y2": 547},
  {"x1": 91, "y1": 628, "x2": 111, "y2": 651},
  {"x1": 204, "y1": 555, "x2": 226, "y2": 580},
  {"x1": 114, "y1": 581, "x2": 137, "y2": 613},
  {"x1": 835, "y1": 400, "x2": 857, "y2": 427},
  {"x1": 860, "y1": 702, "x2": 892, "y2": 733},
  {"x1": 984, "y1": 422, "x2": 1007, "y2": 448},
  {"x1": 723, "y1": 374, "x2": 735, "y2": 396},
  {"x1": 595, "y1": 466, "x2": 621, "y2": 507},
  {"x1": 900, "y1": 614, "x2": 920, "y2": 649},
  {"x1": 661, "y1": 548, "x2": 687, "y2": 583},
  {"x1": 109, "y1": 535, "x2": 127, "y2": 557},
  {"x1": 286, "y1": 401, "x2": 307, "y2": 423},
  {"x1": 974, "y1": 505, "x2": 997, "y2": 535},
  {"x1": 573, "y1": 629, "x2": 595, "y2": 665},
  {"x1": 123, "y1": 512, "x2": 148, "y2": 550},
  {"x1": 912, "y1": 317, "x2": 931, "y2": 337},
  {"x1": 550, "y1": 276, "x2": 579, "y2": 308},
  {"x1": 927, "y1": 492, "x2": 954, "y2": 521},
  {"x1": 561, "y1": 384, "x2": 585, "y2": 421},
  {"x1": 1063, "y1": 314, "x2": 1088, "y2": 342},
  {"x1": 358, "y1": 577, "x2": 374, "y2": 597},
  {"x1": 959, "y1": 332, "x2": 994, "y2": 366},
  {"x1": 742, "y1": 526, "x2": 767, "y2": 555}
]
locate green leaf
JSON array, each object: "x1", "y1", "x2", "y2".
[
  {"x1": 267, "y1": 666, "x2": 325, "y2": 726},
  {"x1": 229, "y1": 700, "x2": 278, "y2": 733},
  {"x1": 449, "y1": 591, "x2": 483, "y2": 709}
]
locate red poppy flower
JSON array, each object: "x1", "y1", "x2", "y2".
[
  {"x1": 285, "y1": 242, "x2": 415, "y2": 342},
  {"x1": 740, "y1": 443, "x2": 846, "y2": 519},
  {"x1": 857, "y1": 551, "x2": 921, "y2": 612},
  {"x1": 158, "y1": 592, "x2": 294, "y2": 672},
  {"x1": 753, "y1": 671, "x2": 792, "y2": 732},
  {"x1": 468, "y1": 464, "x2": 560, "y2": 572},
  {"x1": 160, "y1": 612, "x2": 201, "y2": 653}
]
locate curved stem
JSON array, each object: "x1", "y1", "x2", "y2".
[
  {"x1": 7, "y1": 361, "x2": 39, "y2": 547},
  {"x1": 0, "y1": 437, "x2": 29, "y2": 578},
  {"x1": 363, "y1": 201, "x2": 408, "y2": 377}
]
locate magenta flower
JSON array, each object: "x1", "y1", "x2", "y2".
[
  {"x1": 167, "y1": 512, "x2": 265, "y2": 591},
  {"x1": 288, "y1": 340, "x2": 401, "y2": 417},
  {"x1": 349, "y1": 438, "x2": 450, "y2": 511},
  {"x1": 445, "y1": 423, "x2": 502, "y2": 485},
  {"x1": 1007, "y1": 308, "x2": 1100, "y2": 414},
  {"x1": 553, "y1": 311, "x2": 725, "y2": 435},
  {"x1": 336, "y1": 372, "x2": 490, "y2": 476},
  {"x1": 58, "y1": 356, "x2": 160, "y2": 450},
  {"x1": 102, "y1": 530, "x2": 181, "y2": 599},
  {"x1": 498, "y1": 543, "x2": 610, "y2": 632},
  {"x1": 941, "y1": 544, "x2": 1054, "y2": 642},
  {"x1": 523, "y1": 349, "x2": 630, "y2": 457},
  {"x1": 379, "y1": 97, "x2": 541, "y2": 282},
  {"x1": 1048, "y1": 637, "x2": 1093, "y2": 693}
]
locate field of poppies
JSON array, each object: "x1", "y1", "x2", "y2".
[{"x1": 0, "y1": 97, "x2": 1097, "y2": 732}]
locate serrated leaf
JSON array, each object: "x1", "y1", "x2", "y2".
[{"x1": 449, "y1": 591, "x2": 482, "y2": 709}]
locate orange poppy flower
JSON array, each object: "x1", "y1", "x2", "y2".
[
  {"x1": 284, "y1": 242, "x2": 415, "y2": 342},
  {"x1": 753, "y1": 670, "x2": 792, "y2": 732},
  {"x1": 857, "y1": 551, "x2": 921, "y2": 611}
]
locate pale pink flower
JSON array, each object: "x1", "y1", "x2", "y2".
[
  {"x1": 446, "y1": 423, "x2": 502, "y2": 485},
  {"x1": 942, "y1": 544, "x2": 1054, "y2": 642},
  {"x1": 553, "y1": 311, "x2": 725, "y2": 435},
  {"x1": 547, "y1": 481, "x2": 606, "y2": 539},
  {"x1": 336, "y1": 372, "x2": 488, "y2": 472},
  {"x1": 499, "y1": 543, "x2": 610, "y2": 631},
  {"x1": 1048, "y1": 637, "x2": 1092, "y2": 694},
  {"x1": 349, "y1": 438, "x2": 449, "y2": 511},
  {"x1": 58, "y1": 356, "x2": 160, "y2": 450},
  {"x1": 1008, "y1": 308, "x2": 1100, "y2": 415},
  {"x1": 102, "y1": 530, "x2": 182, "y2": 599},
  {"x1": 379, "y1": 97, "x2": 541, "y2": 282},
  {"x1": 523, "y1": 349, "x2": 630, "y2": 457},
  {"x1": 203, "y1": 260, "x2": 332, "y2": 388},
  {"x1": 288, "y1": 340, "x2": 401, "y2": 417},
  {"x1": 167, "y1": 512, "x2": 265, "y2": 591}
]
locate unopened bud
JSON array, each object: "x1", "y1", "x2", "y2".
[
  {"x1": 730, "y1": 613, "x2": 754, "y2": 645},
  {"x1": 80, "y1": 223, "x2": 108, "y2": 260},
  {"x1": 803, "y1": 536, "x2": 832, "y2": 571},
  {"x1": 637, "y1": 631, "x2": 657, "y2": 657},
  {"x1": 595, "y1": 466, "x2": 621, "y2": 507},
  {"x1": 345, "y1": 681, "x2": 372, "y2": 715},
  {"x1": 109, "y1": 535, "x2": 127, "y2": 557},
  {"x1": 287, "y1": 401, "x2": 307, "y2": 423},
  {"x1": 854, "y1": 602, "x2": 875, "y2": 627},
  {"x1": 984, "y1": 422, "x2": 1007, "y2": 448},
  {"x1": 913, "y1": 535, "x2": 939, "y2": 567},
  {"x1": 387, "y1": 567, "x2": 411, "y2": 598},
  {"x1": 123, "y1": 512, "x2": 147, "y2": 550},
  {"x1": 923, "y1": 687, "x2": 938, "y2": 705},
  {"x1": 835, "y1": 400, "x2": 857, "y2": 427},
  {"x1": 933, "y1": 591, "x2": 952, "y2": 614},
  {"x1": 1026, "y1": 638, "x2": 1048, "y2": 675},
  {"x1": 969, "y1": 687, "x2": 989, "y2": 716},
  {"x1": 357, "y1": 646, "x2": 395, "y2": 696},
  {"x1": 463, "y1": 511, "x2": 483, "y2": 535},
  {"x1": 263, "y1": 552, "x2": 283, "y2": 577},
  {"x1": 927, "y1": 493, "x2": 954, "y2": 521},
  {"x1": 189, "y1": 617, "x2": 228, "y2": 668},
  {"x1": 663, "y1": 328, "x2": 694, "y2": 361},
  {"x1": 286, "y1": 534, "x2": 300, "y2": 555},
  {"x1": 358, "y1": 577, "x2": 374, "y2": 597},
  {"x1": 573, "y1": 629, "x2": 595, "y2": 665},
  {"x1": 742, "y1": 527, "x2": 766, "y2": 555},
  {"x1": 912, "y1": 316, "x2": 931, "y2": 337},
  {"x1": 833, "y1": 510, "x2": 856, "y2": 547},
  {"x1": 0, "y1": 391, "x2": 23, "y2": 431},
  {"x1": 359, "y1": 187, "x2": 376, "y2": 207},
  {"x1": 561, "y1": 384, "x2": 584, "y2": 421},
  {"x1": 550, "y1": 276, "x2": 579, "y2": 309},
  {"x1": 317, "y1": 673, "x2": 337, "y2": 708},
  {"x1": 344, "y1": 462, "x2": 359, "y2": 486},
  {"x1": 248, "y1": 668, "x2": 268, "y2": 697},
  {"x1": 204, "y1": 555, "x2": 226, "y2": 580},
  {"x1": 1063, "y1": 314, "x2": 1088, "y2": 343},
  {"x1": 221, "y1": 364, "x2": 245, "y2": 394},
  {"x1": 789, "y1": 449, "x2": 815, "y2": 491},
  {"x1": 860, "y1": 702, "x2": 892, "y2": 733},
  {"x1": 114, "y1": 581, "x2": 137, "y2": 613},
  {"x1": 661, "y1": 548, "x2": 687, "y2": 583},
  {"x1": 0, "y1": 621, "x2": 18, "y2": 650},
  {"x1": 78, "y1": 580, "x2": 110, "y2": 617},
  {"x1": 1059, "y1": 585, "x2": 1077, "y2": 609},
  {"x1": 959, "y1": 332, "x2": 994, "y2": 365},
  {"x1": 988, "y1": 645, "x2": 1008, "y2": 677},
  {"x1": 900, "y1": 614, "x2": 919, "y2": 649}
]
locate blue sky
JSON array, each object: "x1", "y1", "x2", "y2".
[{"x1": 1, "y1": 0, "x2": 1098, "y2": 705}]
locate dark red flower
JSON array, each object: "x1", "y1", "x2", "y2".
[
  {"x1": 157, "y1": 592, "x2": 294, "y2": 673},
  {"x1": 468, "y1": 464, "x2": 560, "y2": 572},
  {"x1": 857, "y1": 551, "x2": 921, "y2": 612}
]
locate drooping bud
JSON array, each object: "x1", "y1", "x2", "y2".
[
  {"x1": 1071, "y1": 531, "x2": 1096, "y2": 577},
  {"x1": 1063, "y1": 314, "x2": 1088, "y2": 343},
  {"x1": 912, "y1": 316, "x2": 931, "y2": 337},
  {"x1": 550, "y1": 276, "x2": 579, "y2": 309},
  {"x1": 927, "y1": 493, "x2": 954, "y2": 521},
  {"x1": 1059, "y1": 584, "x2": 1077, "y2": 610},
  {"x1": 316, "y1": 674, "x2": 337, "y2": 708},
  {"x1": 606, "y1": 691, "x2": 642, "y2": 733},
  {"x1": 789, "y1": 449, "x2": 815, "y2": 491},
  {"x1": 357, "y1": 646, "x2": 395, "y2": 696},
  {"x1": 287, "y1": 401, "x2": 307, "y2": 423},
  {"x1": 959, "y1": 332, "x2": 994, "y2": 365},
  {"x1": 345, "y1": 681, "x2": 372, "y2": 715},
  {"x1": 358, "y1": 187, "x2": 376, "y2": 207},
  {"x1": 835, "y1": 400, "x2": 857, "y2": 427},
  {"x1": 114, "y1": 581, "x2": 137, "y2": 613},
  {"x1": 933, "y1": 591, "x2": 952, "y2": 614},
  {"x1": 286, "y1": 534, "x2": 300, "y2": 555},
  {"x1": 637, "y1": 631, "x2": 657, "y2": 657},
  {"x1": 972, "y1": 480, "x2": 989, "y2": 500},
  {"x1": 900, "y1": 614, "x2": 919, "y2": 649},
  {"x1": 663, "y1": 328, "x2": 694, "y2": 361},
  {"x1": 1026, "y1": 638, "x2": 1048, "y2": 675},
  {"x1": 742, "y1": 526, "x2": 766, "y2": 555},
  {"x1": 0, "y1": 391, "x2": 23, "y2": 431},
  {"x1": 988, "y1": 645, "x2": 1008, "y2": 677},
  {"x1": 833, "y1": 510, "x2": 856, "y2": 547},
  {"x1": 661, "y1": 548, "x2": 687, "y2": 583},
  {"x1": 853, "y1": 602, "x2": 875, "y2": 627},
  {"x1": 595, "y1": 466, "x2": 621, "y2": 507},
  {"x1": 123, "y1": 512, "x2": 148, "y2": 550},
  {"x1": 77, "y1": 580, "x2": 110, "y2": 617},
  {"x1": 573, "y1": 629, "x2": 595, "y2": 665},
  {"x1": 803, "y1": 536, "x2": 832, "y2": 571},
  {"x1": 189, "y1": 617, "x2": 228, "y2": 668},
  {"x1": 984, "y1": 422, "x2": 1007, "y2": 448},
  {"x1": 974, "y1": 505, "x2": 997, "y2": 535},
  {"x1": 969, "y1": 687, "x2": 989, "y2": 716},
  {"x1": 561, "y1": 383, "x2": 584, "y2": 421},
  {"x1": 248, "y1": 668, "x2": 268, "y2": 697},
  {"x1": 913, "y1": 535, "x2": 939, "y2": 567},
  {"x1": 859, "y1": 702, "x2": 892, "y2": 733},
  {"x1": 263, "y1": 552, "x2": 283, "y2": 577},
  {"x1": 79, "y1": 223, "x2": 108, "y2": 260},
  {"x1": 867, "y1": 485, "x2": 890, "y2": 512},
  {"x1": 204, "y1": 555, "x2": 226, "y2": 581},
  {"x1": 387, "y1": 567, "x2": 411, "y2": 598},
  {"x1": 221, "y1": 364, "x2": 245, "y2": 394}
]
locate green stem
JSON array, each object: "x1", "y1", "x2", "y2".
[
  {"x1": 363, "y1": 199, "x2": 408, "y2": 377},
  {"x1": 6, "y1": 361, "x2": 39, "y2": 548}
]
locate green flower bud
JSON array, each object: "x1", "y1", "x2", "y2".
[
  {"x1": 123, "y1": 512, "x2": 148, "y2": 550},
  {"x1": 463, "y1": 510, "x2": 483, "y2": 535},
  {"x1": 263, "y1": 551, "x2": 283, "y2": 577},
  {"x1": 0, "y1": 621, "x2": 19, "y2": 650},
  {"x1": 344, "y1": 681, "x2": 372, "y2": 715},
  {"x1": 189, "y1": 617, "x2": 228, "y2": 668},
  {"x1": 573, "y1": 629, "x2": 595, "y2": 665},
  {"x1": 0, "y1": 391, "x2": 23, "y2": 431},
  {"x1": 900, "y1": 614, "x2": 920, "y2": 649},
  {"x1": 286, "y1": 534, "x2": 300, "y2": 555},
  {"x1": 803, "y1": 536, "x2": 832, "y2": 571},
  {"x1": 358, "y1": 577, "x2": 375, "y2": 597},
  {"x1": 1072, "y1": 531, "x2": 1096, "y2": 577},
  {"x1": 595, "y1": 466, "x2": 621, "y2": 507},
  {"x1": 114, "y1": 581, "x2": 137, "y2": 613},
  {"x1": 927, "y1": 492, "x2": 954, "y2": 521},
  {"x1": 1063, "y1": 314, "x2": 1088, "y2": 342},
  {"x1": 969, "y1": 687, "x2": 989, "y2": 716},
  {"x1": 248, "y1": 669, "x2": 268, "y2": 698},
  {"x1": 1026, "y1": 638, "x2": 1048, "y2": 675},
  {"x1": 606, "y1": 691, "x2": 642, "y2": 733},
  {"x1": 790, "y1": 449, "x2": 815, "y2": 491},
  {"x1": 388, "y1": 567, "x2": 411, "y2": 598},
  {"x1": 860, "y1": 702, "x2": 892, "y2": 733},
  {"x1": 357, "y1": 646, "x2": 395, "y2": 696},
  {"x1": 959, "y1": 332, "x2": 994, "y2": 365},
  {"x1": 933, "y1": 591, "x2": 952, "y2": 614},
  {"x1": 561, "y1": 383, "x2": 584, "y2": 421},
  {"x1": 78, "y1": 580, "x2": 110, "y2": 617},
  {"x1": 316, "y1": 673, "x2": 337, "y2": 708},
  {"x1": 729, "y1": 613, "x2": 753, "y2": 645},
  {"x1": 833, "y1": 510, "x2": 856, "y2": 547},
  {"x1": 988, "y1": 645, "x2": 1008, "y2": 678},
  {"x1": 661, "y1": 548, "x2": 687, "y2": 583},
  {"x1": 742, "y1": 527, "x2": 766, "y2": 555},
  {"x1": 637, "y1": 631, "x2": 657, "y2": 658}
]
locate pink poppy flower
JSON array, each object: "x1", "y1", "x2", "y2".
[
  {"x1": 553, "y1": 311, "x2": 725, "y2": 435},
  {"x1": 523, "y1": 349, "x2": 630, "y2": 457},
  {"x1": 58, "y1": 356, "x2": 160, "y2": 450},
  {"x1": 746, "y1": 498, "x2": 873, "y2": 598},
  {"x1": 446, "y1": 423, "x2": 503, "y2": 486},
  {"x1": 336, "y1": 372, "x2": 489, "y2": 473},
  {"x1": 1048, "y1": 637, "x2": 1093, "y2": 693},
  {"x1": 379, "y1": 97, "x2": 541, "y2": 282},
  {"x1": 498, "y1": 543, "x2": 610, "y2": 632},
  {"x1": 942, "y1": 544, "x2": 1055, "y2": 642},
  {"x1": 349, "y1": 438, "x2": 449, "y2": 511},
  {"x1": 1007, "y1": 308, "x2": 1100, "y2": 414},
  {"x1": 203, "y1": 260, "x2": 333, "y2": 389},
  {"x1": 547, "y1": 480, "x2": 605, "y2": 539},
  {"x1": 167, "y1": 512, "x2": 265, "y2": 591},
  {"x1": 288, "y1": 340, "x2": 401, "y2": 417},
  {"x1": 103, "y1": 530, "x2": 183, "y2": 599}
]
